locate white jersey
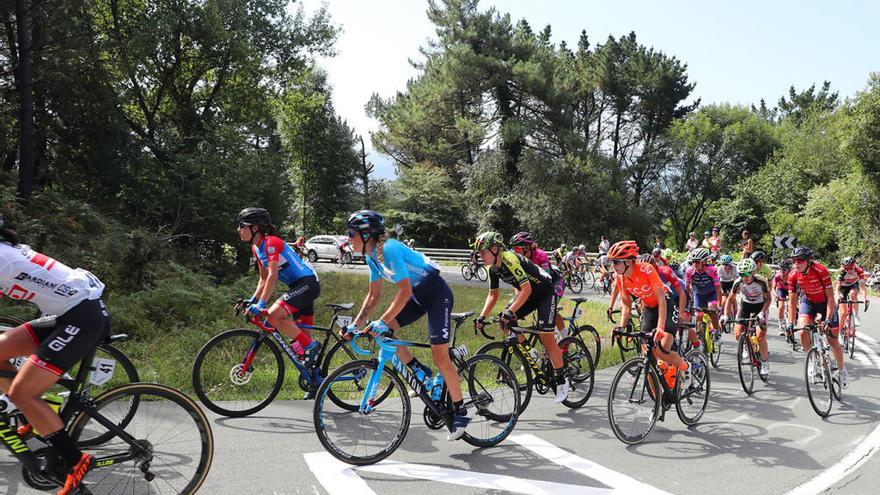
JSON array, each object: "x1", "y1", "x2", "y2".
[
  {"x1": 0, "y1": 243, "x2": 105, "y2": 316},
  {"x1": 717, "y1": 264, "x2": 739, "y2": 283}
]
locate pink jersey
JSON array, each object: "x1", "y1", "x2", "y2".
[
  {"x1": 685, "y1": 265, "x2": 721, "y2": 294},
  {"x1": 529, "y1": 248, "x2": 551, "y2": 270}
]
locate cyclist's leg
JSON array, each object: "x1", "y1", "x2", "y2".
[
  {"x1": 389, "y1": 299, "x2": 426, "y2": 366},
  {"x1": 423, "y1": 278, "x2": 463, "y2": 402},
  {"x1": 849, "y1": 286, "x2": 860, "y2": 317},
  {"x1": 528, "y1": 292, "x2": 564, "y2": 369},
  {"x1": 269, "y1": 276, "x2": 320, "y2": 343},
  {"x1": 798, "y1": 299, "x2": 817, "y2": 351},
  {"x1": 0, "y1": 325, "x2": 37, "y2": 391},
  {"x1": 823, "y1": 306, "x2": 845, "y2": 370}
]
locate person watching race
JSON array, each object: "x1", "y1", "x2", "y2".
[
  {"x1": 787, "y1": 246, "x2": 848, "y2": 388},
  {"x1": 0, "y1": 217, "x2": 108, "y2": 494},
  {"x1": 724, "y1": 258, "x2": 772, "y2": 376},
  {"x1": 474, "y1": 232, "x2": 570, "y2": 403},
  {"x1": 837, "y1": 257, "x2": 870, "y2": 327},
  {"x1": 685, "y1": 232, "x2": 699, "y2": 252},
  {"x1": 345, "y1": 210, "x2": 470, "y2": 439},
  {"x1": 685, "y1": 248, "x2": 724, "y2": 335},
  {"x1": 239, "y1": 208, "x2": 322, "y2": 368},
  {"x1": 708, "y1": 227, "x2": 721, "y2": 254},
  {"x1": 651, "y1": 247, "x2": 668, "y2": 267},
  {"x1": 598, "y1": 236, "x2": 610, "y2": 256}
]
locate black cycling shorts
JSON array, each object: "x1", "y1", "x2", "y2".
[
  {"x1": 640, "y1": 297, "x2": 679, "y2": 336},
  {"x1": 395, "y1": 272, "x2": 454, "y2": 345},
  {"x1": 276, "y1": 275, "x2": 320, "y2": 318},
  {"x1": 24, "y1": 299, "x2": 110, "y2": 376},
  {"x1": 737, "y1": 301, "x2": 764, "y2": 320},
  {"x1": 514, "y1": 286, "x2": 557, "y2": 330},
  {"x1": 721, "y1": 280, "x2": 735, "y2": 295}
]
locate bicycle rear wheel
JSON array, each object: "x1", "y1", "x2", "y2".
[
  {"x1": 568, "y1": 274, "x2": 583, "y2": 294},
  {"x1": 607, "y1": 358, "x2": 661, "y2": 445},
  {"x1": 69, "y1": 383, "x2": 214, "y2": 494},
  {"x1": 805, "y1": 348, "x2": 832, "y2": 417},
  {"x1": 192, "y1": 329, "x2": 285, "y2": 417},
  {"x1": 461, "y1": 264, "x2": 473, "y2": 280},
  {"x1": 559, "y1": 337, "x2": 594, "y2": 409},
  {"x1": 571, "y1": 324, "x2": 602, "y2": 367},
  {"x1": 736, "y1": 334, "x2": 755, "y2": 395},
  {"x1": 707, "y1": 327, "x2": 722, "y2": 368},
  {"x1": 676, "y1": 349, "x2": 710, "y2": 425},
  {"x1": 314, "y1": 360, "x2": 410, "y2": 465},
  {"x1": 476, "y1": 265, "x2": 488, "y2": 282},
  {"x1": 77, "y1": 343, "x2": 141, "y2": 447},
  {"x1": 460, "y1": 354, "x2": 520, "y2": 448},
  {"x1": 475, "y1": 341, "x2": 533, "y2": 414}
]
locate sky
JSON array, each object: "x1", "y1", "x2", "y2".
[{"x1": 298, "y1": 0, "x2": 880, "y2": 179}]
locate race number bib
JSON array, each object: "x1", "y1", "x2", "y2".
[
  {"x1": 336, "y1": 316, "x2": 353, "y2": 329},
  {"x1": 89, "y1": 357, "x2": 116, "y2": 386}
]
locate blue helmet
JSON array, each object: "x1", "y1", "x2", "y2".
[{"x1": 347, "y1": 210, "x2": 385, "y2": 241}]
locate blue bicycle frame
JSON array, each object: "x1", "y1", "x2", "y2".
[{"x1": 244, "y1": 316, "x2": 323, "y2": 389}]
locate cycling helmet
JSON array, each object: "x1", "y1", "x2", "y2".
[
  {"x1": 842, "y1": 256, "x2": 855, "y2": 266},
  {"x1": 578, "y1": 244, "x2": 585, "y2": 251},
  {"x1": 780, "y1": 259, "x2": 793, "y2": 270},
  {"x1": 638, "y1": 253, "x2": 655, "y2": 265},
  {"x1": 709, "y1": 252, "x2": 719, "y2": 261},
  {"x1": 690, "y1": 248, "x2": 711, "y2": 262},
  {"x1": 608, "y1": 240, "x2": 639, "y2": 259},
  {"x1": 720, "y1": 254, "x2": 733, "y2": 264},
  {"x1": 751, "y1": 251, "x2": 767, "y2": 262},
  {"x1": 561, "y1": 243, "x2": 567, "y2": 249},
  {"x1": 651, "y1": 247, "x2": 662, "y2": 256},
  {"x1": 472, "y1": 231, "x2": 505, "y2": 252},
  {"x1": 670, "y1": 261, "x2": 681, "y2": 272},
  {"x1": 346, "y1": 210, "x2": 385, "y2": 241},
  {"x1": 790, "y1": 246, "x2": 813, "y2": 259},
  {"x1": 509, "y1": 231, "x2": 535, "y2": 247},
  {"x1": 737, "y1": 257, "x2": 757, "y2": 275},
  {"x1": 238, "y1": 207, "x2": 271, "y2": 226}
]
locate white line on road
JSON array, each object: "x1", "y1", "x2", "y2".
[
  {"x1": 784, "y1": 337, "x2": 880, "y2": 495},
  {"x1": 854, "y1": 351, "x2": 872, "y2": 367},
  {"x1": 303, "y1": 452, "x2": 377, "y2": 495},
  {"x1": 510, "y1": 434, "x2": 673, "y2": 495}
]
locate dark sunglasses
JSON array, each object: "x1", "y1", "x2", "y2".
[
  {"x1": 238, "y1": 222, "x2": 252, "y2": 229},
  {"x1": 611, "y1": 259, "x2": 627, "y2": 265}
]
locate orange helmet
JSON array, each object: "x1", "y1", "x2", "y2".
[{"x1": 608, "y1": 240, "x2": 639, "y2": 259}]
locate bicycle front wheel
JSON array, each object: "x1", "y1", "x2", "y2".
[
  {"x1": 314, "y1": 360, "x2": 410, "y2": 465},
  {"x1": 460, "y1": 354, "x2": 521, "y2": 448},
  {"x1": 476, "y1": 265, "x2": 489, "y2": 282},
  {"x1": 69, "y1": 383, "x2": 214, "y2": 495},
  {"x1": 559, "y1": 337, "x2": 594, "y2": 409},
  {"x1": 736, "y1": 334, "x2": 755, "y2": 395},
  {"x1": 607, "y1": 358, "x2": 661, "y2": 445},
  {"x1": 707, "y1": 327, "x2": 722, "y2": 368},
  {"x1": 572, "y1": 324, "x2": 602, "y2": 367},
  {"x1": 461, "y1": 264, "x2": 473, "y2": 280},
  {"x1": 805, "y1": 348, "x2": 832, "y2": 417},
  {"x1": 676, "y1": 349, "x2": 710, "y2": 425},
  {"x1": 568, "y1": 275, "x2": 583, "y2": 294},
  {"x1": 475, "y1": 341, "x2": 533, "y2": 414},
  {"x1": 192, "y1": 329, "x2": 285, "y2": 417}
]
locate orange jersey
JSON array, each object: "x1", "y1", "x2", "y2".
[{"x1": 615, "y1": 262, "x2": 666, "y2": 308}]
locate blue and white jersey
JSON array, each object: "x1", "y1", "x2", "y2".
[
  {"x1": 366, "y1": 239, "x2": 440, "y2": 288},
  {"x1": 252, "y1": 235, "x2": 317, "y2": 286}
]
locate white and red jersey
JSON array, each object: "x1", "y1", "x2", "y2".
[
  {"x1": 788, "y1": 262, "x2": 833, "y2": 304},
  {"x1": 838, "y1": 264, "x2": 866, "y2": 287},
  {"x1": 0, "y1": 243, "x2": 104, "y2": 316}
]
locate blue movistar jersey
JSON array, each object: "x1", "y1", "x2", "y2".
[
  {"x1": 366, "y1": 239, "x2": 440, "y2": 288},
  {"x1": 252, "y1": 235, "x2": 317, "y2": 286}
]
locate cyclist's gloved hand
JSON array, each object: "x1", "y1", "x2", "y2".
[
  {"x1": 474, "y1": 316, "x2": 486, "y2": 330},
  {"x1": 719, "y1": 315, "x2": 728, "y2": 325},
  {"x1": 370, "y1": 320, "x2": 391, "y2": 336},
  {"x1": 500, "y1": 308, "x2": 517, "y2": 323},
  {"x1": 247, "y1": 300, "x2": 268, "y2": 317}
]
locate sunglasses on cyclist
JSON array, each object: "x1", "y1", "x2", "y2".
[
  {"x1": 238, "y1": 222, "x2": 252, "y2": 229},
  {"x1": 611, "y1": 259, "x2": 627, "y2": 265},
  {"x1": 740, "y1": 271, "x2": 753, "y2": 277},
  {"x1": 347, "y1": 229, "x2": 358, "y2": 239}
]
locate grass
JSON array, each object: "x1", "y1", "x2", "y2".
[{"x1": 0, "y1": 268, "x2": 627, "y2": 400}]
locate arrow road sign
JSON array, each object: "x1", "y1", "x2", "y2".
[{"x1": 773, "y1": 236, "x2": 798, "y2": 250}]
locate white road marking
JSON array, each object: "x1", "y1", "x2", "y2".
[
  {"x1": 854, "y1": 351, "x2": 872, "y2": 367},
  {"x1": 510, "y1": 434, "x2": 673, "y2": 495},
  {"x1": 766, "y1": 423, "x2": 822, "y2": 445},
  {"x1": 785, "y1": 337, "x2": 880, "y2": 494},
  {"x1": 859, "y1": 332, "x2": 878, "y2": 345},
  {"x1": 304, "y1": 452, "x2": 377, "y2": 495}
]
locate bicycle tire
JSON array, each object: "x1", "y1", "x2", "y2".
[
  {"x1": 460, "y1": 354, "x2": 521, "y2": 447},
  {"x1": 475, "y1": 341, "x2": 533, "y2": 414},
  {"x1": 676, "y1": 349, "x2": 710, "y2": 425},
  {"x1": 736, "y1": 334, "x2": 755, "y2": 395},
  {"x1": 68, "y1": 383, "x2": 214, "y2": 494},
  {"x1": 568, "y1": 274, "x2": 583, "y2": 294},
  {"x1": 559, "y1": 337, "x2": 594, "y2": 409},
  {"x1": 607, "y1": 358, "x2": 661, "y2": 445},
  {"x1": 77, "y1": 343, "x2": 141, "y2": 447},
  {"x1": 571, "y1": 324, "x2": 602, "y2": 368},
  {"x1": 314, "y1": 360, "x2": 410, "y2": 465},
  {"x1": 321, "y1": 339, "x2": 393, "y2": 411},
  {"x1": 192, "y1": 329, "x2": 285, "y2": 417},
  {"x1": 805, "y1": 348, "x2": 832, "y2": 417},
  {"x1": 461, "y1": 264, "x2": 473, "y2": 281},
  {"x1": 707, "y1": 326, "x2": 722, "y2": 368},
  {"x1": 476, "y1": 265, "x2": 488, "y2": 282},
  {"x1": 848, "y1": 332, "x2": 856, "y2": 359}
]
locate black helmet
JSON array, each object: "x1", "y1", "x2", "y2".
[
  {"x1": 637, "y1": 253, "x2": 655, "y2": 265},
  {"x1": 790, "y1": 246, "x2": 813, "y2": 259},
  {"x1": 347, "y1": 210, "x2": 385, "y2": 241},
  {"x1": 238, "y1": 207, "x2": 271, "y2": 227},
  {"x1": 780, "y1": 259, "x2": 793, "y2": 270},
  {"x1": 751, "y1": 250, "x2": 767, "y2": 262},
  {"x1": 509, "y1": 231, "x2": 535, "y2": 247}
]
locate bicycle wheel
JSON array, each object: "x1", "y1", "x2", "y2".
[
  {"x1": 461, "y1": 264, "x2": 473, "y2": 281},
  {"x1": 708, "y1": 327, "x2": 722, "y2": 368},
  {"x1": 571, "y1": 324, "x2": 602, "y2": 367},
  {"x1": 559, "y1": 337, "x2": 594, "y2": 409},
  {"x1": 77, "y1": 344, "x2": 141, "y2": 446},
  {"x1": 314, "y1": 360, "x2": 410, "y2": 465},
  {"x1": 607, "y1": 358, "x2": 661, "y2": 445},
  {"x1": 805, "y1": 348, "x2": 832, "y2": 417},
  {"x1": 676, "y1": 349, "x2": 710, "y2": 425},
  {"x1": 68, "y1": 383, "x2": 214, "y2": 494},
  {"x1": 321, "y1": 339, "x2": 393, "y2": 411},
  {"x1": 568, "y1": 274, "x2": 583, "y2": 294},
  {"x1": 476, "y1": 265, "x2": 489, "y2": 282},
  {"x1": 460, "y1": 354, "x2": 520, "y2": 448},
  {"x1": 475, "y1": 341, "x2": 533, "y2": 414},
  {"x1": 737, "y1": 334, "x2": 755, "y2": 395},
  {"x1": 192, "y1": 329, "x2": 285, "y2": 417}
]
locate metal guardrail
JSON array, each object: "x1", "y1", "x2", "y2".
[{"x1": 415, "y1": 247, "x2": 600, "y2": 263}]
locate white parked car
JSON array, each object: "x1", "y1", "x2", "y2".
[{"x1": 304, "y1": 235, "x2": 364, "y2": 263}]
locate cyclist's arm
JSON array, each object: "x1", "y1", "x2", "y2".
[
  {"x1": 619, "y1": 289, "x2": 633, "y2": 326},
  {"x1": 673, "y1": 282, "x2": 686, "y2": 315},
  {"x1": 761, "y1": 288, "x2": 771, "y2": 315},
  {"x1": 825, "y1": 286, "x2": 835, "y2": 317},
  {"x1": 379, "y1": 278, "x2": 413, "y2": 325},
  {"x1": 509, "y1": 280, "x2": 532, "y2": 314},
  {"x1": 252, "y1": 261, "x2": 268, "y2": 301},
  {"x1": 479, "y1": 289, "x2": 500, "y2": 318},
  {"x1": 354, "y1": 279, "x2": 383, "y2": 327},
  {"x1": 609, "y1": 281, "x2": 619, "y2": 312},
  {"x1": 654, "y1": 286, "x2": 668, "y2": 333},
  {"x1": 256, "y1": 261, "x2": 280, "y2": 302}
]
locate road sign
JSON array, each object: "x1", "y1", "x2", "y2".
[{"x1": 773, "y1": 236, "x2": 798, "y2": 249}]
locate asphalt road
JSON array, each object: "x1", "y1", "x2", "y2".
[{"x1": 3, "y1": 286, "x2": 879, "y2": 494}]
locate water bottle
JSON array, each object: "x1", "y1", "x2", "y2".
[
  {"x1": 750, "y1": 335, "x2": 758, "y2": 351},
  {"x1": 430, "y1": 374, "x2": 445, "y2": 401},
  {"x1": 0, "y1": 394, "x2": 17, "y2": 414},
  {"x1": 413, "y1": 365, "x2": 428, "y2": 385}
]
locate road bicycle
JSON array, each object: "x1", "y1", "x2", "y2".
[
  {"x1": 1, "y1": 347, "x2": 213, "y2": 493},
  {"x1": 839, "y1": 299, "x2": 868, "y2": 359},
  {"x1": 314, "y1": 312, "x2": 520, "y2": 465},
  {"x1": 793, "y1": 321, "x2": 843, "y2": 417},
  {"x1": 192, "y1": 301, "x2": 362, "y2": 417},
  {"x1": 607, "y1": 326, "x2": 710, "y2": 444},
  {"x1": 562, "y1": 268, "x2": 584, "y2": 294},
  {"x1": 734, "y1": 316, "x2": 768, "y2": 394},
  {"x1": 461, "y1": 260, "x2": 488, "y2": 282},
  {"x1": 564, "y1": 296, "x2": 603, "y2": 366},
  {"x1": 693, "y1": 306, "x2": 723, "y2": 368},
  {"x1": 475, "y1": 316, "x2": 594, "y2": 414}
]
